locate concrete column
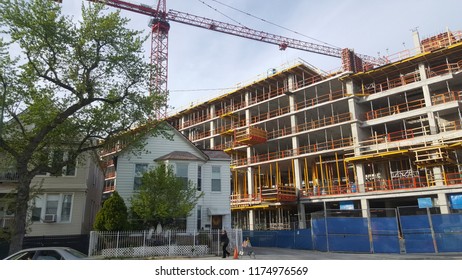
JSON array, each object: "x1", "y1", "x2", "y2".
[
  {"x1": 422, "y1": 84, "x2": 438, "y2": 135},
  {"x1": 245, "y1": 91, "x2": 250, "y2": 108},
  {"x1": 210, "y1": 105, "x2": 215, "y2": 148},
  {"x1": 293, "y1": 158, "x2": 306, "y2": 229},
  {"x1": 244, "y1": 90, "x2": 251, "y2": 121},
  {"x1": 377, "y1": 162, "x2": 388, "y2": 189},
  {"x1": 289, "y1": 92, "x2": 306, "y2": 228},
  {"x1": 246, "y1": 149, "x2": 255, "y2": 230},
  {"x1": 348, "y1": 101, "x2": 368, "y2": 154},
  {"x1": 245, "y1": 108, "x2": 251, "y2": 127},
  {"x1": 377, "y1": 163, "x2": 388, "y2": 180},
  {"x1": 415, "y1": 31, "x2": 439, "y2": 136},
  {"x1": 356, "y1": 163, "x2": 366, "y2": 193},
  {"x1": 351, "y1": 122, "x2": 367, "y2": 155},
  {"x1": 360, "y1": 199, "x2": 369, "y2": 218},
  {"x1": 287, "y1": 74, "x2": 295, "y2": 91},
  {"x1": 418, "y1": 63, "x2": 427, "y2": 80},
  {"x1": 346, "y1": 79, "x2": 367, "y2": 193},
  {"x1": 289, "y1": 93, "x2": 299, "y2": 155},
  {"x1": 361, "y1": 199, "x2": 374, "y2": 253},
  {"x1": 180, "y1": 115, "x2": 185, "y2": 130},
  {"x1": 437, "y1": 193, "x2": 450, "y2": 214},
  {"x1": 432, "y1": 166, "x2": 444, "y2": 187},
  {"x1": 247, "y1": 166, "x2": 254, "y2": 196},
  {"x1": 248, "y1": 211, "x2": 255, "y2": 231},
  {"x1": 210, "y1": 104, "x2": 216, "y2": 118},
  {"x1": 209, "y1": 136, "x2": 215, "y2": 149},
  {"x1": 413, "y1": 30, "x2": 422, "y2": 54}
]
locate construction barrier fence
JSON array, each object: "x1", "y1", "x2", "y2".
[
  {"x1": 242, "y1": 229, "x2": 312, "y2": 250},
  {"x1": 244, "y1": 207, "x2": 462, "y2": 254},
  {"x1": 311, "y1": 207, "x2": 462, "y2": 253}
]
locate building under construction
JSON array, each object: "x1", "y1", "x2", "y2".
[{"x1": 166, "y1": 30, "x2": 462, "y2": 230}]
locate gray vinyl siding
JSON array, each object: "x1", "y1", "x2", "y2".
[
  {"x1": 26, "y1": 191, "x2": 87, "y2": 236},
  {"x1": 26, "y1": 154, "x2": 104, "y2": 236}
]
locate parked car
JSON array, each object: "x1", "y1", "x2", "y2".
[{"x1": 3, "y1": 247, "x2": 88, "y2": 260}]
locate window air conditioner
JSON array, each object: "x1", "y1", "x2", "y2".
[{"x1": 43, "y1": 214, "x2": 56, "y2": 223}]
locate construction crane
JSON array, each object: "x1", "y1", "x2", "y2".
[{"x1": 58, "y1": 0, "x2": 383, "y2": 118}]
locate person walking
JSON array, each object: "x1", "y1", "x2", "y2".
[{"x1": 220, "y1": 229, "x2": 230, "y2": 258}]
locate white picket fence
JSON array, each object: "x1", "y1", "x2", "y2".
[{"x1": 88, "y1": 229, "x2": 242, "y2": 258}]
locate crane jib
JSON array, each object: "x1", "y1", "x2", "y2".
[
  {"x1": 167, "y1": 9, "x2": 343, "y2": 58},
  {"x1": 83, "y1": 0, "x2": 382, "y2": 62}
]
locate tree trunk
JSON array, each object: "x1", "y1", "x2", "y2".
[{"x1": 8, "y1": 173, "x2": 32, "y2": 255}]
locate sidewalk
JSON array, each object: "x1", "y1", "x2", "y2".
[{"x1": 198, "y1": 247, "x2": 462, "y2": 260}]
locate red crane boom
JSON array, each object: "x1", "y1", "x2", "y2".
[
  {"x1": 90, "y1": 0, "x2": 380, "y2": 61},
  {"x1": 78, "y1": 0, "x2": 382, "y2": 117}
]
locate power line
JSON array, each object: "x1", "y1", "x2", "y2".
[{"x1": 169, "y1": 87, "x2": 237, "y2": 93}]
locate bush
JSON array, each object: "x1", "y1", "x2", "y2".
[{"x1": 94, "y1": 191, "x2": 129, "y2": 231}]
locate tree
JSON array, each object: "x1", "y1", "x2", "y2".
[
  {"x1": 0, "y1": 0, "x2": 167, "y2": 253},
  {"x1": 130, "y1": 164, "x2": 203, "y2": 228},
  {"x1": 94, "y1": 191, "x2": 128, "y2": 231}
]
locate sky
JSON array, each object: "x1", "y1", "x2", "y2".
[{"x1": 50, "y1": 0, "x2": 462, "y2": 115}]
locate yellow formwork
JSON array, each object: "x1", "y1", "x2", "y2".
[{"x1": 344, "y1": 149, "x2": 410, "y2": 163}]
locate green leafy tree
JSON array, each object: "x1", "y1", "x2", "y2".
[
  {"x1": 94, "y1": 191, "x2": 128, "y2": 231},
  {"x1": 131, "y1": 164, "x2": 203, "y2": 228},
  {"x1": 0, "y1": 0, "x2": 167, "y2": 253}
]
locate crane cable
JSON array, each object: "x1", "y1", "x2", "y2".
[
  {"x1": 196, "y1": 0, "x2": 248, "y2": 28},
  {"x1": 207, "y1": 0, "x2": 340, "y2": 49}
]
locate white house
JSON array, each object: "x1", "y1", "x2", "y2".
[{"x1": 101, "y1": 123, "x2": 231, "y2": 231}]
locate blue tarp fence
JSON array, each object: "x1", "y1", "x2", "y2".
[
  {"x1": 242, "y1": 207, "x2": 462, "y2": 254},
  {"x1": 242, "y1": 229, "x2": 312, "y2": 250}
]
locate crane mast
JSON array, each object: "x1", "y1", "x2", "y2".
[
  {"x1": 70, "y1": 0, "x2": 383, "y2": 117},
  {"x1": 149, "y1": 0, "x2": 169, "y2": 119}
]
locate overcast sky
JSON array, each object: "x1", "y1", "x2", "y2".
[{"x1": 58, "y1": 0, "x2": 462, "y2": 115}]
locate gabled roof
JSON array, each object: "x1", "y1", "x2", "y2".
[
  {"x1": 161, "y1": 122, "x2": 210, "y2": 161},
  {"x1": 202, "y1": 150, "x2": 230, "y2": 161},
  {"x1": 107, "y1": 121, "x2": 210, "y2": 161},
  {"x1": 155, "y1": 151, "x2": 204, "y2": 161}
]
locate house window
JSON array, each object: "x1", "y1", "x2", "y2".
[
  {"x1": 197, "y1": 205, "x2": 202, "y2": 231},
  {"x1": 197, "y1": 165, "x2": 202, "y2": 191},
  {"x1": 64, "y1": 158, "x2": 76, "y2": 176},
  {"x1": 31, "y1": 208, "x2": 41, "y2": 222},
  {"x1": 45, "y1": 195, "x2": 59, "y2": 217},
  {"x1": 61, "y1": 194, "x2": 72, "y2": 222},
  {"x1": 211, "y1": 166, "x2": 221, "y2": 191},
  {"x1": 31, "y1": 193, "x2": 73, "y2": 223},
  {"x1": 134, "y1": 163, "x2": 149, "y2": 190},
  {"x1": 176, "y1": 163, "x2": 189, "y2": 187},
  {"x1": 51, "y1": 151, "x2": 64, "y2": 176},
  {"x1": 37, "y1": 150, "x2": 77, "y2": 176}
]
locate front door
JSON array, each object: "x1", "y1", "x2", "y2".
[{"x1": 211, "y1": 215, "x2": 222, "y2": 229}]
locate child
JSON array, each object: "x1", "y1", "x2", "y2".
[{"x1": 241, "y1": 237, "x2": 255, "y2": 258}]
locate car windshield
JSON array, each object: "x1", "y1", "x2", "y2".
[
  {"x1": 64, "y1": 248, "x2": 87, "y2": 259},
  {"x1": 5, "y1": 251, "x2": 35, "y2": 260}
]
